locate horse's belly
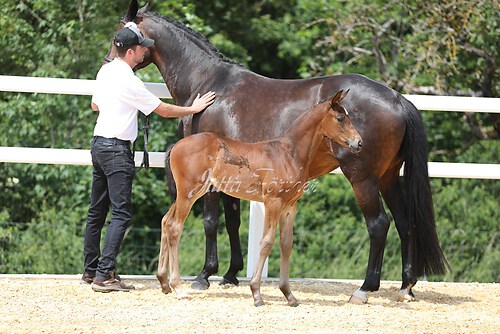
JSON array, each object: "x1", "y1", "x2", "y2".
[
  {"x1": 209, "y1": 172, "x2": 264, "y2": 202},
  {"x1": 209, "y1": 168, "x2": 308, "y2": 204}
]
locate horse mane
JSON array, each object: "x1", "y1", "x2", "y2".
[{"x1": 142, "y1": 11, "x2": 245, "y2": 68}]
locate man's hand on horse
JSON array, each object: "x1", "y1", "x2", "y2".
[{"x1": 192, "y1": 91, "x2": 216, "y2": 112}]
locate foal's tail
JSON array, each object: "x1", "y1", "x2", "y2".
[
  {"x1": 165, "y1": 144, "x2": 177, "y2": 201},
  {"x1": 400, "y1": 97, "x2": 449, "y2": 276}
]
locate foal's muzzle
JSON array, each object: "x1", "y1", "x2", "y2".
[{"x1": 348, "y1": 139, "x2": 363, "y2": 153}]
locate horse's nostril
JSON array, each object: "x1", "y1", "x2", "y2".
[{"x1": 358, "y1": 140, "x2": 363, "y2": 148}]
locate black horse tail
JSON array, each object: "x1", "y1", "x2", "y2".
[
  {"x1": 165, "y1": 144, "x2": 177, "y2": 201},
  {"x1": 400, "y1": 97, "x2": 449, "y2": 277}
]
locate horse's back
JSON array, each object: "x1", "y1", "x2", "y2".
[
  {"x1": 195, "y1": 71, "x2": 406, "y2": 137},
  {"x1": 187, "y1": 70, "x2": 409, "y2": 181}
]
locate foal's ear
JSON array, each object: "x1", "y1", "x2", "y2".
[
  {"x1": 340, "y1": 89, "x2": 350, "y2": 101},
  {"x1": 331, "y1": 90, "x2": 343, "y2": 105},
  {"x1": 330, "y1": 89, "x2": 350, "y2": 105},
  {"x1": 125, "y1": 0, "x2": 139, "y2": 21}
]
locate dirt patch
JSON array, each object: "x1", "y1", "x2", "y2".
[{"x1": 0, "y1": 275, "x2": 498, "y2": 333}]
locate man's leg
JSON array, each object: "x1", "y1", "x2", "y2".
[
  {"x1": 83, "y1": 150, "x2": 110, "y2": 278},
  {"x1": 95, "y1": 146, "x2": 135, "y2": 280}
]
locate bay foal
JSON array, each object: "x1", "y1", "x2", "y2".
[{"x1": 157, "y1": 90, "x2": 362, "y2": 306}]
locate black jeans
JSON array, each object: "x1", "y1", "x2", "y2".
[{"x1": 84, "y1": 137, "x2": 135, "y2": 280}]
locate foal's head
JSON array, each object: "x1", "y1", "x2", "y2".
[{"x1": 322, "y1": 90, "x2": 363, "y2": 153}]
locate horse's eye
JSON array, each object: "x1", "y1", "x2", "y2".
[{"x1": 336, "y1": 115, "x2": 345, "y2": 122}]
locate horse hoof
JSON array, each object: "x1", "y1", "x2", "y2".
[
  {"x1": 160, "y1": 286, "x2": 172, "y2": 294},
  {"x1": 288, "y1": 300, "x2": 299, "y2": 307},
  {"x1": 397, "y1": 289, "x2": 416, "y2": 302},
  {"x1": 191, "y1": 280, "x2": 210, "y2": 291},
  {"x1": 254, "y1": 299, "x2": 265, "y2": 307},
  {"x1": 349, "y1": 289, "x2": 368, "y2": 304},
  {"x1": 219, "y1": 276, "x2": 239, "y2": 287}
]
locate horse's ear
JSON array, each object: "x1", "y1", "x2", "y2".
[
  {"x1": 330, "y1": 89, "x2": 350, "y2": 107},
  {"x1": 330, "y1": 90, "x2": 344, "y2": 106},
  {"x1": 138, "y1": 3, "x2": 149, "y2": 14},
  {"x1": 125, "y1": 0, "x2": 139, "y2": 21},
  {"x1": 340, "y1": 89, "x2": 350, "y2": 101}
]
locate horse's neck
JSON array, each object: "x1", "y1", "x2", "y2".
[
  {"x1": 280, "y1": 105, "x2": 327, "y2": 168},
  {"x1": 145, "y1": 17, "x2": 235, "y2": 105},
  {"x1": 155, "y1": 47, "x2": 219, "y2": 105}
]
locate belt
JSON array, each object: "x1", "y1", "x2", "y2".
[{"x1": 94, "y1": 136, "x2": 130, "y2": 146}]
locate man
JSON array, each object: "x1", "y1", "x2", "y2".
[{"x1": 82, "y1": 22, "x2": 215, "y2": 292}]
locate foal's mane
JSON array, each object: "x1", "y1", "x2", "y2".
[
  {"x1": 304, "y1": 95, "x2": 334, "y2": 114},
  {"x1": 294, "y1": 94, "x2": 348, "y2": 127},
  {"x1": 142, "y1": 11, "x2": 244, "y2": 68}
]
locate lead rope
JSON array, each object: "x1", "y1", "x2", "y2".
[{"x1": 133, "y1": 113, "x2": 150, "y2": 174}]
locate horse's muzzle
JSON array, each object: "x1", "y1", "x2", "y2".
[{"x1": 348, "y1": 139, "x2": 363, "y2": 154}]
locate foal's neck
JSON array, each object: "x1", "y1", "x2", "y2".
[{"x1": 280, "y1": 104, "x2": 328, "y2": 167}]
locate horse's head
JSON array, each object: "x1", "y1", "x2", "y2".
[
  {"x1": 103, "y1": 0, "x2": 153, "y2": 71},
  {"x1": 322, "y1": 90, "x2": 363, "y2": 154}
]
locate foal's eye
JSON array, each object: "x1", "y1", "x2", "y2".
[{"x1": 336, "y1": 115, "x2": 345, "y2": 123}]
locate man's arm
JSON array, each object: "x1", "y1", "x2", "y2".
[{"x1": 153, "y1": 91, "x2": 215, "y2": 118}]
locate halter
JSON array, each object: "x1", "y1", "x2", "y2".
[{"x1": 103, "y1": 18, "x2": 128, "y2": 63}]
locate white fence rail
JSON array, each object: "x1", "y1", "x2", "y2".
[
  {"x1": 0, "y1": 75, "x2": 172, "y2": 98},
  {"x1": 1, "y1": 75, "x2": 499, "y2": 278},
  {"x1": 1, "y1": 147, "x2": 499, "y2": 179},
  {"x1": 2, "y1": 75, "x2": 500, "y2": 112}
]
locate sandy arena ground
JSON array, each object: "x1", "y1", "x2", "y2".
[{"x1": 0, "y1": 275, "x2": 498, "y2": 333}]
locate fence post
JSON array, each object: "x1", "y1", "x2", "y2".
[{"x1": 247, "y1": 201, "x2": 268, "y2": 278}]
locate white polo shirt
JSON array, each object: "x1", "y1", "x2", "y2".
[{"x1": 91, "y1": 58, "x2": 161, "y2": 141}]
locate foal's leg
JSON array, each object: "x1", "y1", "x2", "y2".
[
  {"x1": 279, "y1": 205, "x2": 298, "y2": 307},
  {"x1": 192, "y1": 191, "x2": 221, "y2": 290},
  {"x1": 249, "y1": 199, "x2": 281, "y2": 306},
  {"x1": 349, "y1": 178, "x2": 390, "y2": 304},
  {"x1": 167, "y1": 199, "x2": 194, "y2": 299},
  {"x1": 380, "y1": 167, "x2": 417, "y2": 302},
  {"x1": 221, "y1": 194, "x2": 243, "y2": 286},
  {"x1": 157, "y1": 205, "x2": 176, "y2": 294}
]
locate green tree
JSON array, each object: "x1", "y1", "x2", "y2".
[{"x1": 195, "y1": 0, "x2": 302, "y2": 77}]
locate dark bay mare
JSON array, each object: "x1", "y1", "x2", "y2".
[
  {"x1": 105, "y1": 0, "x2": 448, "y2": 303},
  {"x1": 159, "y1": 91, "x2": 362, "y2": 306}
]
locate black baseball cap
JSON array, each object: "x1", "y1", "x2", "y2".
[{"x1": 114, "y1": 22, "x2": 154, "y2": 48}]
